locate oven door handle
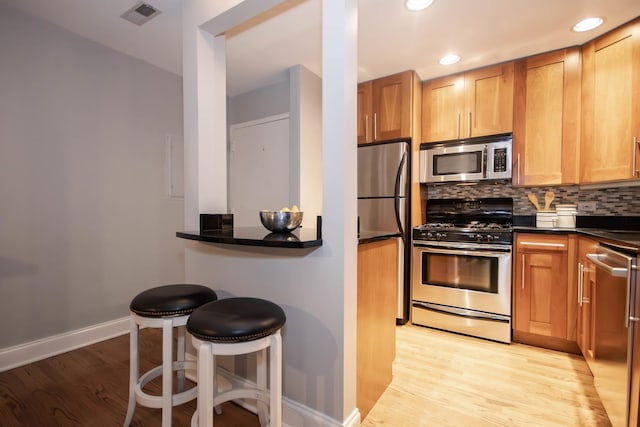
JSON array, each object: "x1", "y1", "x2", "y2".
[
  {"x1": 412, "y1": 301, "x2": 510, "y2": 323},
  {"x1": 417, "y1": 247, "x2": 510, "y2": 258}
]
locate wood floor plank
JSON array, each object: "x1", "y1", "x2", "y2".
[
  {"x1": 0, "y1": 329, "x2": 260, "y2": 427},
  {"x1": 362, "y1": 324, "x2": 611, "y2": 427}
]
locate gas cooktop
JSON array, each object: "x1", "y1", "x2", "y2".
[{"x1": 414, "y1": 198, "x2": 513, "y2": 245}]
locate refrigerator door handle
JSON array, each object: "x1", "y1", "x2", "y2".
[{"x1": 394, "y1": 151, "x2": 407, "y2": 242}]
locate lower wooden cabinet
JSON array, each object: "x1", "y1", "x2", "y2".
[
  {"x1": 357, "y1": 238, "x2": 398, "y2": 419},
  {"x1": 513, "y1": 233, "x2": 578, "y2": 351},
  {"x1": 577, "y1": 237, "x2": 598, "y2": 361}
]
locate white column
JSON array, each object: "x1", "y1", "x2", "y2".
[{"x1": 322, "y1": 0, "x2": 359, "y2": 421}]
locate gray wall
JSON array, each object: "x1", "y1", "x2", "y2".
[
  {"x1": 228, "y1": 78, "x2": 290, "y2": 125},
  {"x1": 0, "y1": 5, "x2": 186, "y2": 348}
]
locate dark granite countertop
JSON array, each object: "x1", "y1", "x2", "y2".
[
  {"x1": 176, "y1": 227, "x2": 322, "y2": 249},
  {"x1": 513, "y1": 215, "x2": 640, "y2": 252}
]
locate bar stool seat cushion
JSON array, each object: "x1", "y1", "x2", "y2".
[
  {"x1": 130, "y1": 284, "x2": 218, "y2": 318},
  {"x1": 187, "y1": 297, "x2": 286, "y2": 343}
]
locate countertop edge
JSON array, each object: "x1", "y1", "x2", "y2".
[
  {"x1": 176, "y1": 230, "x2": 323, "y2": 249},
  {"x1": 358, "y1": 232, "x2": 402, "y2": 245}
]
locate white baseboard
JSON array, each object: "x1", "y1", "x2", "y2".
[
  {"x1": 184, "y1": 352, "x2": 361, "y2": 427},
  {"x1": 0, "y1": 316, "x2": 130, "y2": 372}
]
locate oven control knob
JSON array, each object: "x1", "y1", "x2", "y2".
[
  {"x1": 426, "y1": 232, "x2": 434, "y2": 240},
  {"x1": 486, "y1": 235, "x2": 495, "y2": 242},
  {"x1": 474, "y1": 233, "x2": 483, "y2": 242},
  {"x1": 436, "y1": 232, "x2": 446, "y2": 240}
]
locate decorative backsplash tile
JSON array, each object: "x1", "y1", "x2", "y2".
[{"x1": 424, "y1": 181, "x2": 640, "y2": 216}]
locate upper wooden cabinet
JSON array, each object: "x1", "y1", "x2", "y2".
[
  {"x1": 512, "y1": 48, "x2": 581, "y2": 186},
  {"x1": 580, "y1": 17, "x2": 640, "y2": 183},
  {"x1": 358, "y1": 70, "x2": 419, "y2": 144},
  {"x1": 422, "y1": 62, "x2": 515, "y2": 143}
]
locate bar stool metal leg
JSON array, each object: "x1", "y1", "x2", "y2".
[
  {"x1": 270, "y1": 332, "x2": 283, "y2": 427},
  {"x1": 161, "y1": 318, "x2": 173, "y2": 427},
  {"x1": 177, "y1": 325, "x2": 186, "y2": 392},
  {"x1": 123, "y1": 316, "x2": 139, "y2": 427}
]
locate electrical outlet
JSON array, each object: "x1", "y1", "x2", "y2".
[{"x1": 578, "y1": 201, "x2": 597, "y2": 212}]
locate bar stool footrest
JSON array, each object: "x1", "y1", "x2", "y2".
[{"x1": 135, "y1": 360, "x2": 198, "y2": 408}]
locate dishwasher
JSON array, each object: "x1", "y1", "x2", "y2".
[{"x1": 586, "y1": 243, "x2": 638, "y2": 427}]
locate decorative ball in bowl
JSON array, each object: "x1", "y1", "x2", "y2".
[{"x1": 260, "y1": 209, "x2": 303, "y2": 233}]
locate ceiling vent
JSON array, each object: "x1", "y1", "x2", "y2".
[{"x1": 121, "y1": 2, "x2": 162, "y2": 26}]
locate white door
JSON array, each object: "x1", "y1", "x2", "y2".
[{"x1": 229, "y1": 115, "x2": 290, "y2": 227}]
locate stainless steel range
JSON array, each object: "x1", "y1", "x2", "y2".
[{"x1": 411, "y1": 198, "x2": 513, "y2": 343}]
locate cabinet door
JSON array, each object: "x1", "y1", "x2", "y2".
[
  {"x1": 357, "y1": 81, "x2": 373, "y2": 144},
  {"x1": 513, "y1": 49, "x2": 580, "y2": 186},
  {"x1": 514, "y1": 235, "x2": 569, "y2": 339},
  {"x1": 421, "y1": 74, "x2": 464, "y2": 142},
  {"x1": 577, "y1": 238, "x2": 597, "y2": 359},
  {"x1": 463, "y1": 62, "x2": 515, "y2": 138},
  {"x1": 581, "y1": 18, "x2": 640, "y2": 183},
  {"x1": 371, "y1": 71, "x2": 413, "y2": 142},
  {"x1": 515, "y1": 252, "x2": 568, "y2": 337}
]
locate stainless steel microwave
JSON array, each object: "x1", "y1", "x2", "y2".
[{"x1": 419, "y1": 134, "x2": 512, "y2": 183}]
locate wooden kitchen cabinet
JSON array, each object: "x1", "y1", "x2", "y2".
[
  {"x1": 422, "y1": 62, "x2": 515, "y2": 143},
  {"x1": 357, "y1": 238, "x2": 398, "y2": 419},
  {"x1": 357, "y1": 70, "x2": 420, "y2": 144},
  {"x1": 577, "y1": 237, "x2": 598, "y2": 361},
  {"x1": 580, "y1": 17, "x2": 640, "y2": 184},
  {"x1": 358, "y1": 70, "x2": 423, "y2": 233},
  {"x1": 512, "y1": 48, "x2": 581, "y2": 186},
  {"x1": 514, "y1": 233, "x2": 578, "y2": 352}
]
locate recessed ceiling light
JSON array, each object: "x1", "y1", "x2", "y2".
[
  {"x1": 406, "y1": 0, "x2": 435, "y2": 12},
  {"x1": 439, "y1": 54, "x2": 461, "y2": 65},
  {"x1": 572, "y1": 17, "x2": 604, "y2": 32}
]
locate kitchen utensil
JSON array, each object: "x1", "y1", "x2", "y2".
[
  {"x1": 259, "y1": 210, "x2": 303, "y2": 233},
  {"x1": 543, "y1": 191, "x2": 555, "y2": 211},
  {"x1": 528, "y1": 193, "x2": 541, "y2": 211}
]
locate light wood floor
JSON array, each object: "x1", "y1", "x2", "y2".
[
  {"x1": 0, "y1": 323, "x2": 612, "y2": 426},
  {"x1": 363, "y1": 323, "x2": 612, "y2": 427}
]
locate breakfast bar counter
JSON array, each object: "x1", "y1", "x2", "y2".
[{"x1": 176, "y1": 227, "x2": 322, "y2": 249}]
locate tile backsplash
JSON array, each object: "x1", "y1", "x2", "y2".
[{"x1": 424, "y1": 181, "x2": 640, "y2": 216}]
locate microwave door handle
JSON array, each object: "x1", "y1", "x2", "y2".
[
  {"x1": 394, "y1": 151, "x2": 407, "y2": 242},
  {"x1": 482, "y1": 146, "x2": 488, "y2": 178}
]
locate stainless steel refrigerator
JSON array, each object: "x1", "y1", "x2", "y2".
[{"x1": 358, "y1": 139, "x2": 411, "y2": 324}]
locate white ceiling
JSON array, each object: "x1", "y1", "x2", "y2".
[{"x1": 2, "y1": 0, "x2": 639, "y2": 96}]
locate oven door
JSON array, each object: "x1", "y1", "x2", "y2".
[{"x1": 412, "y1": 243, "x2": 512, "y2": 316}]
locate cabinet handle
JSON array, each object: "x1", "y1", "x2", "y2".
[
  {"x1": 468, "y1": 111, "x2": 472, "y2": 137},
  {"x1": 516, "y1": 153, "x2": 521, "y2": 185},
  {"x1": 457, "y1": 112, "x2": 461, "y2": 139},
  {"x1": 521, "y1": 254, "x2": 525, "y2": 289},
  {"x1": 373, "y1": 113, "x2": 378, "y2": 141},
  {"x1": 365, "y1": 115, "x2": 369, "y2": 142},
  {"x1": 634, "y1": 136, "x2": 639, "y2": 177},
  {"x1": 578, "y1": 263, "x2": 583, "y2": 307},
  {"x1": 520, "y1": 241, "x2": 566, "y2": 249}
]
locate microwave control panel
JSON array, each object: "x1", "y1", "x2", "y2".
[{"x1": 494, "y1": 148, "x2": 508, "y2": 172}]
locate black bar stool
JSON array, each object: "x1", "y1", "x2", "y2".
[
  {"x1": 187, "y1": 297, "x2": 286, "y2": 427},
  {"x1": 124, "y1": 284, "x2": 218, "y2": 427}
]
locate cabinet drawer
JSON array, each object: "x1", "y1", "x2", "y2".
[{"x1": 516, "y1": 234, "x2": 568, "y2": 252}]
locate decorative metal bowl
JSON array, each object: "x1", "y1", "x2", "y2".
[{"x1": 259, "y1": 211, "x2": 303, "y2": 233}]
